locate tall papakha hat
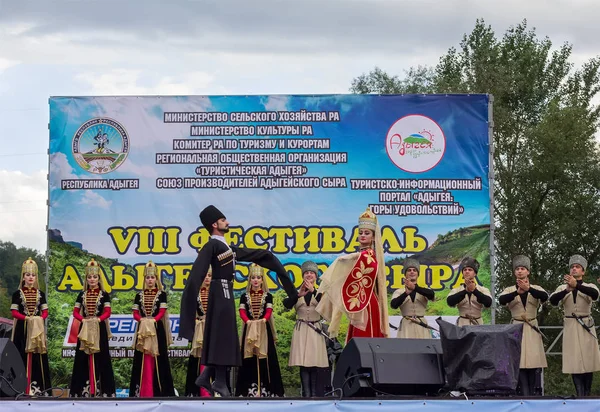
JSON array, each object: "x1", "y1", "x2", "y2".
[
  {"x1": 200, "y1": 205, "x2": 226, "y2": 232},
  {"x1": 20, "y1": 257, "x2": 39, "y2": 288},
  {"x1": 459, "y1": 256, "x2": 481, "y2": 274},
  {"x1": 512, "y1": 255, "x2": 530, "y2": 272},
  {"x1": 403, "y1": 258, "x2": 420, "y2": 275},
  {"x1": 569, "y1": 254, "x2": 588, "y2": 272},
  {"x1": 144, "y1": 260, "x2": 163, "y2": 290},
  {"x1": 358, "y1": 207, "x2": 377, "y2": 232},
  {"x1": 301, "y1": 261, "x2": 319, "y2": 275}
]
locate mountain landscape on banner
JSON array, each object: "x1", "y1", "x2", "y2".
[{"x1": 395, "y1": 225, "x2": 492, "y2": 323}]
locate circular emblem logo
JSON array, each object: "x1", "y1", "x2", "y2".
[
  {"x1": 72, "y1": 118, "x2": 130, "y2": 174},
  {"x1": 385, "y1": 115, "x2": 446, "y2": 173}
]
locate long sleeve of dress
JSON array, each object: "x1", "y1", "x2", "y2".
[
  {"x1": 132, "y1": 293, "x2": 141, "y2": 321},
  {"x1": 133, "y1": 309, "x2": 142, "y2": 322},
  {"x1": 97, "y1": 293, "x2": 112, "y2": 321},
  {"x1": 264, "y1": 293, "x2": 274, "y2": 321},
  {"x1": 239, "y1": 293, "x2": 249, "y2": 323},
  {"x1": 239, "y1": 309, "x2": 249, "y2": 323},
  {"x1": 40, "y1": 291, "x2": 48, "y2": 312},
  {"x1": 11, "y1": 309, "x2": 26, "y2": 321},
  {"x1": 73, "y1": 292, "x2": 85, "y2": 320},
  {"x1": 234, "y1": 247, "x2": 298, "y2": 299},
  {"x1": 154, "y1": 307, "x2": 166, "y2": 321},
  {"x1": 154, "y1": 292, "x2": 167, "y2": 321},
  {"x1": 98, "y1": 306, "x2": 111, "y2": 321},
  {"x1": 73, "y1": 306, "x2": 84, "y2": 321}
]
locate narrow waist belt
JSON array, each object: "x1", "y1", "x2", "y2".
[
  {"x1": 295, "y1": 319, "x2": 329, "y2": 339},
  {"x1": 296, "y1": 319, "x2": 320, "y2": 324},
  {"x1": 295, "y1": 319, "x2": 321, "y2": 330},
  {"x1": 402, "y1": 316, "x2": 435, "y2": 331},
  {"x1": 567, "y1": 313, "x2": 597, "y2": 339}
]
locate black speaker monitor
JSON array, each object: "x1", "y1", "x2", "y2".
[
  {"x1": 0, "y1": 338, "x2": 27, "y2": 397},
  {"x1": 333, "y1": 338, "x2": 444, "y2": 397}
]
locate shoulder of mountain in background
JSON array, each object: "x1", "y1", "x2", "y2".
[{"x1": 387, "y1": 224, "x2": 490, "y2": 266}]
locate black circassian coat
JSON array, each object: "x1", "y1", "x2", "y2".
[{"x1": 180, "y1": 238, "x2": 297, "y2": 367}]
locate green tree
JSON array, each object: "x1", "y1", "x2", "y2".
[
  {"x1": 351, "y1": 66, "x2": 435, "y2": 94},
  {"x1": 351, "y1": 19, "x2": 600, "y2": 396},
  {"x1": 0, "y1": 241, "x2": 46, "y2": 317}
]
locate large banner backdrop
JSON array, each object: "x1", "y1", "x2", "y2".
[{"x1": 48, "y1": 94, "x2": 492, "y2": 360}]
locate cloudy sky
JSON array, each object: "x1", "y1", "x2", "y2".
[{"x1": 0, "y1": 0, "x2": 598, "y2": 253}]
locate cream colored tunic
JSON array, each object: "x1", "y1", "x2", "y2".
[
  {"x1": 392, "y1": 287, "x2": 432, "y2": 339},
  {"x1": 289, "y1": 294, "x2": 329, "y2": 367},
  {"x1": 550, "y1": 283, "x2": 600, "y2": 374},
  {"x1": 500, "y1": 285, "x2": 547, "y2": 369},
  {"x1": 447, "y1": 285, "x2": 492, "y2": 326}
]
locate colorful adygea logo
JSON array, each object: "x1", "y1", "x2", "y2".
[
  {"x1": 386, "y1": 114, "x2": 446, "y2": 173},
  {"x1": 73, "y1": 118, "x2": 130, "y2": 174}
]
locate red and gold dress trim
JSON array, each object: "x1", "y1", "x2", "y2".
[{"x1": 341, "y1": 248, "x2": 378, "y2": 313}]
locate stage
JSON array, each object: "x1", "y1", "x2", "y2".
[{"x1": 2, "y1": 398, "x2": 598, "y2": 412}]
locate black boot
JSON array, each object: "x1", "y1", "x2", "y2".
[
  {"x1": 518, "y1": 369, "x2": 531, "y2": 396},
  {"x1": 195, "y1": 365, "x2": 214, "y2": 395},
  {"x1": 533, "y1": 368, "x2": 543, "y2": 396},
  {"x1": 584, "y1": 372, "x2": 593, "y2": 396},
  {"x1": 525, "y1": 368, "x2": 537, "y2": 396},
  {"x1": 300, "y1": 367, "x2": 311, "y2": 397},
  {"x1": 322, "y1": 366, "x2": 333, "y2": 395},
  {"x1": 309, "y1": 368, "x2": 320, "y2": 398},
  {"x1": 212, "y1": 366, "x2": 231, "y2": 397},
  {"x1": 572, "y1": 374, "x2": 586, "y2": 397}
]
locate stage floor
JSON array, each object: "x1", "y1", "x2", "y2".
[{"x1": 2, "y1": 398, "x2": 598, "y2": 412}]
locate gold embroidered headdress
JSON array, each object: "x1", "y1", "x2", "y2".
[
  {"x1": 246, "y1": 263, "x2": 270, "y2": 294},
  {"x1": 20, "y1": 257, "x2": 39, "y2": 288},
  {"x1": 144, "y1": 260, "x2": 164, "y2": 290},
  {"x1": 84, "y1": 258, "x2": 105, "y2": 291},
  {"x1": 245, "y1": 263, "x2": 277, "y2": 344},
  {"x1": 358, "y1": 207, "x2": 377, "y2": 233}
]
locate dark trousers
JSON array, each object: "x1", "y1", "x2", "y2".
[
  {"x1": 300, "y1": 367, "x2": 327, "y2": 397},
  {"x1": 572, "y1": 373, "x2": 593, "y2": 397},
  {"x1": 517, "y1": 368, "x2": 541, "y2": 396}
]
